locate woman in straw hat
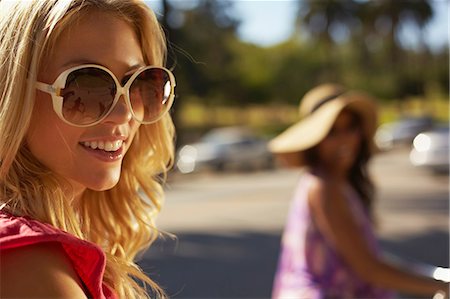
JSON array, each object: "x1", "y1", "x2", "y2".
[{"x1": 270, "y1": 84, "x2": 448, "y2": 298}]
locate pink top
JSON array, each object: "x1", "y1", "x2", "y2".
[
  {"x1": 272, "y1": 173, "x2": 395, "y2": 299},
  {"x1": 0, "y1": 209, "x2": 117, "y2": 299}
]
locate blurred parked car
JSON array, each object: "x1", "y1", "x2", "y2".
[
  {"x1": 375, "y1": 116, "x2": 434, "y2": 151},
  {"x1": 176, "y1": 127, "x2": 273, "y2": 174},
  {"x1": 409, "y1": 126, "x2": 449, "y2": 174}
]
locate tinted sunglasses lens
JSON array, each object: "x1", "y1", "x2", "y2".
[
  {"x1": 61, "y1": 67, "x2": 116, "y2": 125},
  {"x1": 129, "y1": 68, "x2": 173, "y2": 123}
]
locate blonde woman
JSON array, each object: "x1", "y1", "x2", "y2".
[{"x1": 0, "y1": 0, "x2": 176, "y2": 298}]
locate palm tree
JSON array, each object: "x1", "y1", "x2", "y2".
[
  {"x1": 295, "y1": 0, "x2": 359, "y2": 81},
  {"x1": 296, "y1": 0, "x2": 434, "y2": 97},
  {"x1": 370, "y1": 0, "x2": 433, "y2": 97},
  {"x1": 296, "y1": 0, "x2": 358, "y2": 47},
  {"x1": 372, "y1": 0, "x2": 433, "y2": 60}
]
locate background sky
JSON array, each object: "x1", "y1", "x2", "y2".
[
  {"x1": 232, "y1": 0, "x2": 448, "y2": 51},
  {"x1": 147, "y1": 0, "x2": 448, "y2": 52}
]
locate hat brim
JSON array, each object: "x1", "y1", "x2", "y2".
[{"x1": 269, "y1": 91, "x2": 378, "y2": 167}]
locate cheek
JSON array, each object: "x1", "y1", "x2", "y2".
[
  {"x1": 26, "y1": 94, "x2": 81, "y2": 170},
  {"x1": 348, "y1": 131, "x2": 363, "y2": 151},
  {"x1": 128, "y1": 122, "x2": 141, "y2": 145},
  {"x1": 317, "y1": 139, "x2": 336, "y2": 161}
]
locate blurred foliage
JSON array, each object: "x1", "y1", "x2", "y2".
[{"x1": 156, "y1": 0, "x2": 448, "y2": 142}]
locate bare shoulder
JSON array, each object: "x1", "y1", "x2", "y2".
[
  {"x1": 307, "y1": 174, "x2": 339, "y2": 206},
  {"x1": 307, "y1": 174, "x2": 354, "y2": 224},
  {"x1": 307, "y1": 175, "x2": 325, "y2": 200},
  {"x1": 0, "y1": 242, "x2": 87, "y2": 298}
]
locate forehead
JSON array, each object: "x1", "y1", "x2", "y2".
[{"x1": 42, "y1": 10, "x2": 144, "y2": 74}]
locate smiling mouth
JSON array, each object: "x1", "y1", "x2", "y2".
[
  {"x1": 81, "y1": 140, "x2": 123, "y2": 152},
  {"x1": 79, "y1": 140, "x2": 125, "y2": 162}
]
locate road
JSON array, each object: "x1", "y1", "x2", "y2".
[{"x1": 139, "y1": 148, "x2": 449, "y2": 298}]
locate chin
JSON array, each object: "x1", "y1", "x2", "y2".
[
  {"x1": 336, "y1": 159, "x2": 356, "y2": 173},
  {"x1": 89, "y1": 178, "x2": 120, "y2": 191},
  {"x1": 89, "y1": 184, "x2": 118, "y2": 192},
  {"x1": 80, "y1": 170, "x2": 121, "y2": 192}
]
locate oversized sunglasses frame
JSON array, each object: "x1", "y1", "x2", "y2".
[{"x1": 35, "y1": 64, "x2": 176, "y2": 127}]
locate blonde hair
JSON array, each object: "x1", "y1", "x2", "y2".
[{"x1": 0, "y1": 0, "x2": 174, "y2": 298}]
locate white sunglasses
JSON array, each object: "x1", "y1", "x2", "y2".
[{"x1": 35, "y1": 64, "x2": 176, "y2": 127}]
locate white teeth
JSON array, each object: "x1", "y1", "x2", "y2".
[
  {"x1": 82, "y1": 140, "x2": 123, "y2": 152},
  {"x1": 104, "y1": 142, "x2": 113, "y2": 151}
]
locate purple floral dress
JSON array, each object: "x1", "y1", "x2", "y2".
[{"x1": 272, "y1": 173, "x2": 395, "y2": 299}]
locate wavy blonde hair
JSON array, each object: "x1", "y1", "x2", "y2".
[{"x1": 0, "y1": 0, "x2": 174, "y2": 297}]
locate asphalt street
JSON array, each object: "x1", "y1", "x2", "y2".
[{"x1": 139, "y1": 148, "x2": 449, "y2": 299}]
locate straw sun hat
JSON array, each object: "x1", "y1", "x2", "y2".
[{"x1": 268, "y1": 83, "x2": 378, "y2": 167}]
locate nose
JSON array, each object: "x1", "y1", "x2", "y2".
[{"x1": 103, "y1": 94, "x2": 133, "y2": 125}]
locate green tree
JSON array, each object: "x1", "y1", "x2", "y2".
[
  {"x1": 370, "y1": 0, "x2": 433, "y2": 97},
  {"x1": 158, "y1": 0, "x2": 244, "y2": 141},
  {"x1": 295, "y1": 0, "x2": 435, "y2": 98},
  {"x1": 295, "y1": 0, "x2": 358, "y2": 72}
]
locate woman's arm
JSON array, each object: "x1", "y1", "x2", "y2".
[
  {"x1": 0, "y1": 242, "x2": 88, "y2": 298},
  {"x1": 308, "y1": 178, "x2": 448, "y2": 296}
]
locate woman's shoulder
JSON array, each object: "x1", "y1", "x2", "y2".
[
  {"x1": 303, "y1": 172, "x2": 345, "y2": 202},
  {"x1": 302, "y1": 172, "x2": 327, "y2": 200},
  {"x1": 1, "y1": 241, "x2": 88, "y2": 298},
  {"x1": 0, "y1": 209, "x2": 114, "y2": 299},
  {"x1": 303, "y1": 173, "x2": 352, "y2": 222}
]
